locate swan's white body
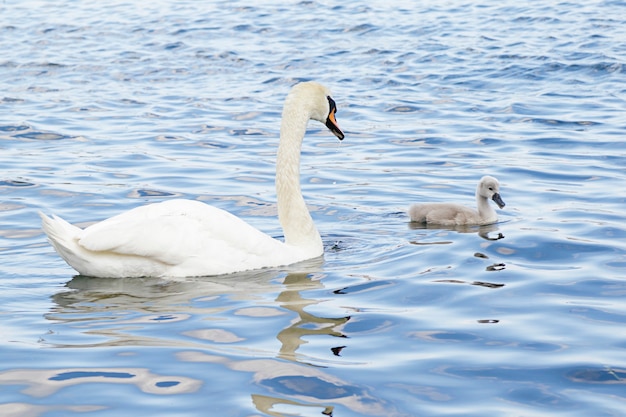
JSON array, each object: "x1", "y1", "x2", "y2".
[
  {"x1": 408, "y1": 176, "x2": 505, "y2": 226},
  {"x1": 40, "y1": 82, "x2": 344, "y2": 278}
]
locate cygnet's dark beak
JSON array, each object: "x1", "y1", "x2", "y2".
[
  {"x1": 492, "y1": 193, "x2": 506, "y2": 209},
  {"x1": 326, "y1": 97, "x2": 344, "y2": 140}
]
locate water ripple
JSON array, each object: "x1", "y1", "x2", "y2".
[{"x1": 2, "y1": 1, "x2": 626, "y2": 416}]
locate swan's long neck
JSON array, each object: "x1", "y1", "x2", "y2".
[
  {"x1": 476, "y1": 189, "x2": 496, "y2": 222},
  {"x1": 275, "y1": 99, "x2": 322, "y2": 253}
]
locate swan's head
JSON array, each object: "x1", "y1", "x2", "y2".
[
  {"x1": 478, "y1": 176, "x2": 505, "y2": 209},
  {"x1": 288, "y1": 81, "x2": 344, "y2": 140}
]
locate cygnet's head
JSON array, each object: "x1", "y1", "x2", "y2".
[
  {"x1": 478, "y1": 176, "x2": 505, "y2": 209},
  {"x1": 288, "y1": 81, "x2": 344, "y2": 140}
]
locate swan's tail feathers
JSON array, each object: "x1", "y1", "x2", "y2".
[
  {"x1": 39, "y1": 212, "x2": 84, "y2": 267},
  {"x1": 40, "y1": 212, "x2": 80, "y2": 244}
]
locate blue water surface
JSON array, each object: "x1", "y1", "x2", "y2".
[{"x1": 2, "y1": 1, "x2": 626, "y2": 416}]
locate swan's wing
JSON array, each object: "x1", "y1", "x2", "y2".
[
  {"x1": 409, "y1": 203, "x2": 478, "y2": 226},
  {"x1": 78, "y1": 199, "x2": 283, "y2": 265}
]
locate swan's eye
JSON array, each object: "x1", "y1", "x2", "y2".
[{"x1": 327, "y1": 96, "x2": 337, "y2": 114}]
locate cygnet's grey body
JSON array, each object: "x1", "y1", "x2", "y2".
[{"x1": 409, "y1": 176, "x2": 505, "y2": 226}]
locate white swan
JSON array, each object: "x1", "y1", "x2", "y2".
[
  {"x1": 40, "y1": 81, "x2": 345, "y2": 278},
  {"x1": 408, "y1": 176, "x2": 505, "y2": 226}
]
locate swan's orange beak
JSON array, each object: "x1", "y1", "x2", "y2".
[{"x1": 326, "y1": 108, "x2": 344, "y2": 140}]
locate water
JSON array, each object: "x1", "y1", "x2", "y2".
[{"x1": 2, "y1": 0, "x2": 626, "y2": 416}]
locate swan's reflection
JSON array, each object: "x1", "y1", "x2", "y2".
[
  {"x1": 50, "y1": 261, "x2": 350, "y2": 357},
  {"x1": 408, "y1": 221, "x2": 505, "y2": 241},
  {"x1": 42, "y1": 261, "x2": 390, "y2": 416},
  {"x1": 408, "y1": 222, "x2": 507, "y2": 286},
  {"x1": 275, "y1": 272, "x2": 349, "y2": 363}
]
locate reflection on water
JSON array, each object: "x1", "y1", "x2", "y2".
[
  {"x1": 275, "y1": 272, "x2": 350, "y2": 363},
  {"x1": 408, "y1": 221, "x2": 505, "y2": 242},
  {"x1": 0, "y1": 367, "x2": 201, "y2": 417},
  {"x1": 408, "y1": 222, "x2": 508, "y2": 289},
  {"x1": 26, "y1": 260, "x2": 391, "y2": 416},
  {"x1": 0, "y1": 367, "x2": 201, "y2": 397},
  {"x1": 4, "y1": 0, "x2": 626, "y2": 415},
  {"x1": 176, "y1": 352, "x2": 389, "y2": 416},
  {"x1": 0, "y1": 402, "x2": 104, "y2": 417}
]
